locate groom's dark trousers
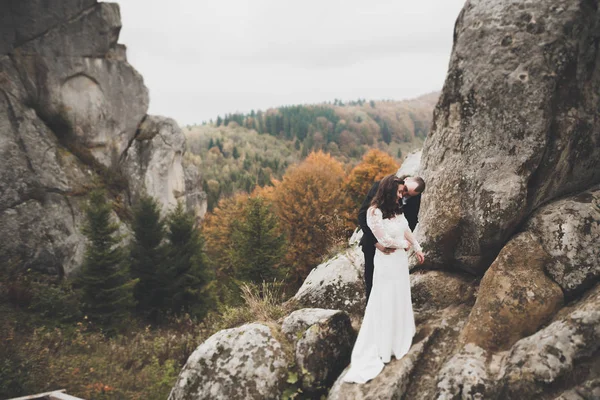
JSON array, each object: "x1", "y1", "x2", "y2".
[{"x1": 358, "y1": 181, "x2": 421, "y2": 302}]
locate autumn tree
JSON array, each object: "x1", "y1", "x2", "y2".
[
  {"x1": 271, "y1": 151, "x2": 348, "y2": 286},
  {"x1": 201, "y1": 193, "x2": 249, "y2": 304},
  {"x1": 345, "y1": 149, "x2": 399, "y2": 214}
]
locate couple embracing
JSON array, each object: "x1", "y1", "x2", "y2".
[{"x1": 343, "y1": 174, "x2": 426, "y2": 384}]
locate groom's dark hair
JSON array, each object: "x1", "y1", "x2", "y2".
[
  {"x1": 371, "y1": 174, "x2": 404, "y2": 219},
  {"x1": 397, "y1": 175, "x2": 426, "y2": 193}
]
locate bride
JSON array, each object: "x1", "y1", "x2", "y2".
[{"x1": 343, "y1": 174, "x2": 425, "y2": 384}]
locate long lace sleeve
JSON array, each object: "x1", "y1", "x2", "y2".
[
  {"x1": 367, "y1": 207, "x2": 409, "y2": 249},
  {"x1": 404, "y1": 227, "x2": 422, "y2": 252}
]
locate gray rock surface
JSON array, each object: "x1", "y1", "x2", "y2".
[
  {"x1": 459, "y1": 232, "x2": 564, "y2": 351},
  {"x1": 292, "y1": 310, "x2": 355, "y2": 390},
  {"x1": 498, "y1": 283, "x2": 600, "y2": 399},
  {"x1": 281, "y1": 308, "x2": 340, "y2": 342},
  {"x1": 436, "y1": 343, "x2": 490, "y2": 400},
  {"x1": 294, "y1": 246, "x2": 365, "y2": 317},
  {"x1": 122, "y1": 115, "x2": 186, "y2": 214},
  {"x1": 410, "y1": 270, "x2": 475, "y2": 313},
  {"x1": 0, "y1": 0, "x2": 97, "y2": 54},
  {"x1": 328, "y1": 329, "x2": 435, "y2": 400},
  {"x1": 396, "y1": 149, "x2": 422, "y2": 178},
  {"x1": 168, "y1": 323, "x2": 288, "y2": 400},
  {"x1": 418, "y1": 0, "x2": 600, "y2": 274},
  {"x1": 525, "y1": 187, "x2": 600, "y2": 298}
]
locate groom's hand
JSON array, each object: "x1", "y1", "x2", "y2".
[{"x1": 375, "y1": 243, "x2": 396, "y2": 254}]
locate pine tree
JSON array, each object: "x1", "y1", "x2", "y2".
[
  {"x1": 78, "y1": 190, "x2": 136, "y2": 333},
  {"x1": 232, "y1": 146, "x2": 240, "y2": 159},
  {"x1": 130, "y1": 195, "x2": 168, "y2": 321},
  {"x1": 166, "y1": 202, "x2": 212, "y2": 318},
  {"x1": 229, "y1": 197, "x2": 286, "y2": 284}
]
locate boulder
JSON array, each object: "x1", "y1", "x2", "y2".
[
  {"x1": 396, "y1": 149, "x2": 422, "y2": 177},
  {"x1": 554, "y1": 379, "x2": 600, "y2": 400},
  {"x1": 122, "y1": 115, "x2": 186, "y2": 214},
  {"x1": 286, "y1": 309, "x2": 355, "y2": 390},
  {"x1": 460, "y1": 233, "x2": 564, "y2": 351},
  {"x1": 435, "y1": 343, "x2": 490, "y2": 400},
  {"x1": 294, "y1": 246, "x2": 365, "y2": 317},
  {"x1": 168, "y1": 323, "x2": 288, "y2": 400},
  {"x1": 410, "y1": 270, "x2": 475, "y2": 312},
  {"x1": 281, "y1": 308, "x2": 340, "y2": 342},
  {"x1": 418, "y1": 0, "x2": 600, "y2": 274},
  {"x1": 525, "y1": 187, "x2": 600, "y2": 298},
  {"x1": 498, "y1": 283, "x2": 600, "y2": 399}
]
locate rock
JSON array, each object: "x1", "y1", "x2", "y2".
[
  {"x1": 122, "y1": 115, "x2": 186, "y2": 214},
  {"x1": 0, "y1": 2, "x2": 202, "y2": 275},
  {"x1": 291, "y1": 310, "x2": 355, "y2": 390},
  {"x1": 396, "y1": 149, "x2": 422, "y2": 177},
  {"x1": 554, "y1": 379, "x2": 600, "y2": 400},
  {"x1": 11, "y1": 52, "x2": 149, "y2": 168},
  {"x1": 460, "y1": 233, "x2": 564, "y2": 351},
  {"x1": 16, "y1": 3, "x2": 121, "y2": 57},
  {"x1": 168, "y1": 323, "x2": 288, "y2": 400},
  {"x1": 525, "y1": 187, "x2": 600, "y2": 298},
  {"x1": 281, "y1": 308, "x2": 340, "y2": 342},
  {"x1": 328, "y1": 329, "x2": 435, "y2": 400},
  {"x1": 183, "y1": 160, "x2": 208, "y2": 221},
  {"x1": 410, "y1": 270, "x2": 475, "y2": 312},
  {"x1": 294, "y1": 246, "x2": 365, "y2": 317},
  {"x1": 498, "y1": 283, "x2": 600, "y2": 399},
  {"x1": 0, "y1": 0, "x2": 97, "y2": 55},
  {"x1": 435, "y1": 343, "x2": 490, "y2": 400},
  {"x1": 418, "y1": 0, "x2": 600, "y2": 274}
]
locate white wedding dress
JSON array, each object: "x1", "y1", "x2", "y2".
[{"x1": 343, "y1": 206, "x2": 419, "y2": 384}]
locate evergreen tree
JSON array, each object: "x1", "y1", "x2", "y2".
[
  {"x1": 165, "y1": 202, "x2": 212, "y2": 318},
  {"x1": 232, "y1": 146, "x2": 240, "y2": 159},
  {"x1": 208, "y1": 138, "x2": 214, "y2": 149},
  {"x1": 78, "y1": 190, "x2": 136, "y2": 333},
  {"x1": 229, "y1": 197, "x2": 287, "y2": 284},
  {"x1": 130, "y1": 195, "x2": 168, "y2": 321}
]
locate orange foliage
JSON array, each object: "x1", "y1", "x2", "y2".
[
  {"x1": 201, "y1": 192, "x2": 249, "y2": 279},
  {"x1": 345, "y1": 149, "x2": 399, "y2": 212},
  {"x1": 271, "y1": 151, "x2": 348, "y2": 286}
]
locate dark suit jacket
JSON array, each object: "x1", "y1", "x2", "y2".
[{"x1": 358, "y1": 181, "x2": 421, "y2": 248}]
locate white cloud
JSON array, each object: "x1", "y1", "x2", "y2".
[{"x1": 116, "y1": 0, "x2": 466, "y2": 125}]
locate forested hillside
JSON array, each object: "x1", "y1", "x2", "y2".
[{"x1": 185, "y1": 93, "x2": 438, "y2": 210}]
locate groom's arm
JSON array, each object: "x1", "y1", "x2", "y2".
[{"x1": 358, "y1": 182, "x2": 379, "y2": 242}]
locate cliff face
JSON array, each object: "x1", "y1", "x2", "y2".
[{"x1": 0, "y1": 1, "x2": 205, "y2": 276}]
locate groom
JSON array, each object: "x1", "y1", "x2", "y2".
[{"x1": 358, "y1": 175, "x2": 426, "y2": 302}]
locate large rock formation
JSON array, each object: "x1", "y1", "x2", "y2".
[
  {"x1": 0, "y1": 1, "x2": 204, "y2": 275},
  {"x1": 418, "y1": 0, "x2": 600, "y2": 274}
]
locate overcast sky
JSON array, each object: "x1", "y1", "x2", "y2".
[{"x1": 117, "y1": 0, "x2": 466, "y2": 125}]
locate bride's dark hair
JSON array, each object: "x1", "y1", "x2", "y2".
[{"x1": 371, "y1": 174, "x2": 404, "y2": 219}]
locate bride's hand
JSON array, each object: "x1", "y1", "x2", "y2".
[{"x1": 415, "y1": 251, "x2": 425, "y2": 264}]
